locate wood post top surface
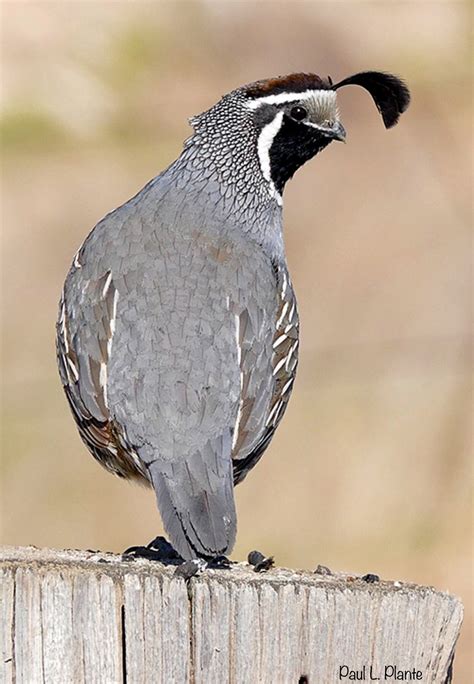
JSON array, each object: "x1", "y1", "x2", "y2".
[{"x1": 0, "y1": 545, "x2": 463, "y2": 605}]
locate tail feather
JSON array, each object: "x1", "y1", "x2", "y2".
[{"x1": 145, "y1": 435, "x2": 237, "y2": 560}]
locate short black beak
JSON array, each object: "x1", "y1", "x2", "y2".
[
  {"x1": 315, "y1": 120, "x2": 346, "y2": 143},
  {"x1": 328, "y1": 121, "x2": 346, "y2": 142}
]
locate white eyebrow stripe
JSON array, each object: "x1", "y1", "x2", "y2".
[{"x1": 246, "y1": 89, "x2": 336, "y2": 110}]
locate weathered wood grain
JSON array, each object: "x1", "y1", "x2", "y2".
[{"x1": 0, "y1": 546, "x2": 463, "y2": 683}]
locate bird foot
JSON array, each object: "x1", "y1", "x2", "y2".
[
  {"x1": 122, "y1": 536, "x2": 183, "y2": 565},
  {"x1": 248, "y1": 549, "x2": 275, "y2": 572}
]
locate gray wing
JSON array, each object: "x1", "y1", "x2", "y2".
[
  {"x1": 231, "y1": 265, "x2": 299, "y2": 484},
  {"x1": 57, "y1": 266, "x2": 148, "y2": 484}
]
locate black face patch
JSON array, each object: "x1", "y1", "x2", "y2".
[{"x1": 268, "y1": 116, "x2": 332, "y2": 194}]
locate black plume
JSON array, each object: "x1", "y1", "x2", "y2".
[{"x1": 333, "y1": 71, "x2": 410, "y2": 128}]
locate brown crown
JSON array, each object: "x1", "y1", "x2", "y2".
[{"x1": 243, "y1": 73, "x2": 332, "y2": 99}]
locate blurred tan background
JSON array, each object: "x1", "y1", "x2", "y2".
[{"x1": 1, "y1": 1, "x2": 472, "y2": 679}]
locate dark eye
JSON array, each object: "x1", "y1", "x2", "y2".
[{"x1": 290, "y1": 106, "x2": 307, "y2": 121}]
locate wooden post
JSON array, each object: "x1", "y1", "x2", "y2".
[{"x1": 0, "y1": 546, "x2": 462, "y2": 683}]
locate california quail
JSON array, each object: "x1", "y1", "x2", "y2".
[{"x1": 57, "y1": 71, "x2": 410, "y2": 561}]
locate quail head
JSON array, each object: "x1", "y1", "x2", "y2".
[{"x1": 57, "y1": 71, "x2": 410, "y2": 561}]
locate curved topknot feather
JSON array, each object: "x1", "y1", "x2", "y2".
[{"x1": 333, "y1": 71, "x2": 410, "y2": 128}]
